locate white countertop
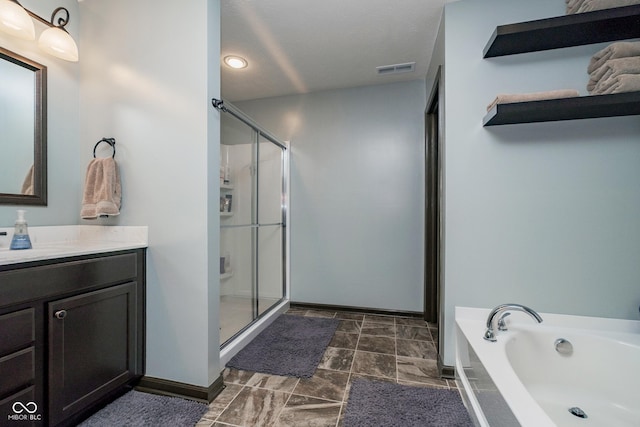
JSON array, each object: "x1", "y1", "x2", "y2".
[{"x1": 0, "y1": 225, "x2": 148, "y2": 266}]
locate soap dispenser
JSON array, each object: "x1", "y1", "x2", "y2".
[{"x1": 10, "y1": 210, "x2": 32, "y2": 250}]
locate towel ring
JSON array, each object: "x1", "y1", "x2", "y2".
[{"x1": 93, "y1": 137, "x2": 116, "y2": 158}]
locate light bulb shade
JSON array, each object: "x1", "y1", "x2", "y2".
[
  {"x1": 0, "y1": 0, "x2": 35, "y2": 40},
  {"x1": 224, "y1": 56, "x2": 248, "y2": 69},
  {"x1": 38, "y1": 27, "x2": 78, "y2": 62}
]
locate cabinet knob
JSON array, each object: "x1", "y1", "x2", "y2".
[{"x1": 54, "y1": 310, "x2": 67, "y2": 320}]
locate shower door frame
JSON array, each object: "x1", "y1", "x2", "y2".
[{"x1": 216, "y1": 99, "x2": 289, "y2": 349}]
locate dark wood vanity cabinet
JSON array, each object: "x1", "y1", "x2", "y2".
[
  {"x1": 0, "y1": 249, "x2": 146, "y2": 427},
  {"x1": 48, "y1": 282, "x2": 140, "y2": 426},
  {"x1": 0, "y1": 308, "x2": 37, "y2": 426}
]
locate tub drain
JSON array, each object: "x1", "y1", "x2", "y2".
[{"x1": 569, "y1": 407, "x2": 588, "y2": 419}]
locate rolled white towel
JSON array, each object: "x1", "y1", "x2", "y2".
[
  {"x1": 596, "y1": 74, "x2": 640, "y2": 95},
  {"x1": 486, "y1": 89, "x2": 580, "y2": 112},
  {"x1": 588, "y1": 57, "x2": 640, "y2": 93},
  {"x1": 588, "y1": 41, "x2": 640, "y2": 74},
  {"x1": 576, "y1": 0, "x2": 640, "y2": 13}
]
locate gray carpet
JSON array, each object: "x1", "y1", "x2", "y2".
[
  {"x1": 78, "y1": 390, "x2": 208, "y2": 427},
  {"x1": 344, "y1": 379, "x2": 474, "y2": 427},
  {"x1": 226, "y1": 314, "x2": 340, "y2": 378}
]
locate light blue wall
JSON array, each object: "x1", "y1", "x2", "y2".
[
  {"x1": 0, "y1": 0, "x2": 80, "y2": 227},
  {"x1": 1, "y1": 0, "x2": 224, "y2": 390},
  {"x1": 206, "y1": 0, "x2": 222, "y2": 385},
  {"x1": 438, "y1": 0, "x2": 640, "y2": 366},
  {"x1": 237, "y1": 80, "x2": 426, "y2": 312},
  {"x1": 425, "y1": 10, "x2": 444, "y2": 107},
  {"x1": 78, "y1": 0, "x2": 221, "y2": 387}
]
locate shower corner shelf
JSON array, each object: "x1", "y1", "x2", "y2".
[
  {"x1": 221, "y1": 183, "x2": 234, "y2": 190},
  {"x1": 220, "y1": 272, "x2": 233, "y2": 280},
  {"x1": 220, "y1": 212, "x2": 234, "y2": 217}
]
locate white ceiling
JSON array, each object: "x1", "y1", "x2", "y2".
[{"x1": 221, "y1": 0, "x2": 454, "y2": 102}]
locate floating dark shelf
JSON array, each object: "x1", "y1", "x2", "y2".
[
  {"x1": 483, "y1": 92, "x2": 640, "y2": 126},
  {"x1": 483, "y1": 5, "x2": 640, "y2": 58}
]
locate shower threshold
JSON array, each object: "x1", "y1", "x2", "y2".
[{"x1": 219, "y1": 298, "x2": 289, "y2": 367}]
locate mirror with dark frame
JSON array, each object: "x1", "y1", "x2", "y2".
[{"x1": 0, "y1": 47, "x2": 47, "y2": 205}]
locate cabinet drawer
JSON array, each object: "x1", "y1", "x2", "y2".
[
  {"x1": 0, "y1": 309, "x2": 34, "y2": 355},
  {"x1": 0, "y1": 347, "x2": 34, "y2": 397},
  {"x1": 0, "y1": 252, "x2": 140, "y2": 308}
]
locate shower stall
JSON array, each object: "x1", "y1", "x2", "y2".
[{"x1": 213, "y1": 99, "x2": 289, "y2": 361}]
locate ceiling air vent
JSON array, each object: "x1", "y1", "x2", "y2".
[{"x1": 376, "y1": 62, "x2": 416, "y2": 75}]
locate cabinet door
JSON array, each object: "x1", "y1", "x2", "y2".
[{"x1": 48, "y1": 282, "x2": 138, "y2": 426}]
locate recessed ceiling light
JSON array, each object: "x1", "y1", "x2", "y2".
[{"x1": 224, "y1": 55, "x2": 248, "y2": 69}]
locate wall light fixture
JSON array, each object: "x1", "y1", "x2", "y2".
[{"x1": 0, "y1": 0, "x2": 78, "y2": 62}]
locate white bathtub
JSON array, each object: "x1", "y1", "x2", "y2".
[{"x1": 455, "y1": 306, "x2": 640, "y2": 427}]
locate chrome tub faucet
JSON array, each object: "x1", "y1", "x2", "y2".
[{"x1": 484, "y1": 303, "x2": 543, "y2": 342}]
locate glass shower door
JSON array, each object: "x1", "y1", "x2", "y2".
[
  {"x1": 257, "y1": 134, "x2": 285, "y2": 316},
  {"x1": 219, "y1": 113, "x2": 256, "y2": 344},
  {"x1": 219, "y1": 111, "x2": 286, "y2": 346}
]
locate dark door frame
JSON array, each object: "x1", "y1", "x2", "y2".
[
  {"x1": 424, "y1": 67, "x2": 442, "y2": 328},
  {"x1": 425, "y1": 67, "x2": 452, "y2": 377}
]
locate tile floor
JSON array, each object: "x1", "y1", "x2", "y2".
[{"x1": 197, "y1": 306, "x2": 457, "y2": 427}]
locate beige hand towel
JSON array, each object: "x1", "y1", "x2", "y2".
[
  {"x1": 81, "y1": 157, "x2": 122, "y2": 219},
  {"x1": 576, "y1": 0, "x2": 640, "y2": 13},
  {"x1": 597, "y1": 73, "x2": 640, "y2": 95},
  {"x1": 486, "y1": 89, "x2": 580, "y2": 112},
  {"x1": 588, "y1": 57, "x2": 640, "y2": 93},
  {"x1": 566, "y1": 0, "x2": 586, "y2": 13},
  {"x1": 21, "y1": 164, "x2": 34, "y2": 195},
  {"x1": 588, "y1": 41, "x2": 640, "y2": 74}
]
